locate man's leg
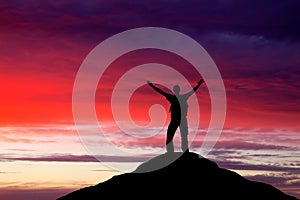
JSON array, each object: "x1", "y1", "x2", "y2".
[
  {"x1": 166, "y1": 120, "x2": 179, "y2": 153},
  {"x1": 179, "y1": 117, "x2": 189, "y2": 152}
]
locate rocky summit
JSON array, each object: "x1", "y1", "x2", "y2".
[{"x1": 58, "y1": 152, "x2": 298, "y2": 200}]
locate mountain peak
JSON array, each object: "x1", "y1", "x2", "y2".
[
  {"x1": 134, "y1": 151, "x2": 218, "y2": 173},
  {"x1": 58, "y1": 152, "x2": 298, "y2": 200}
]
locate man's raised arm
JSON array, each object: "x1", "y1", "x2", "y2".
[
  {"x1": 147, "y1": 80, "x2": 169, "y2": 97},
  {"x1": 184, "y1": 79, "x2": 204, "y2": 97}
]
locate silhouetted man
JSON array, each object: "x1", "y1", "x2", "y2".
[{"x1": 147, "y1": 79, "x2": 204, "y2": 153}]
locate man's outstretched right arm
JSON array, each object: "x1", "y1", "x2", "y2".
[
  {"x1": 147, "y1": 80, "x2": 168, "y2": 97},
  {"x1": 184, "y1": 79, "x2": 204, "y2": 97}
]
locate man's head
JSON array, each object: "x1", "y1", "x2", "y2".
[{"x1": 173, "y1": 85, "x2": 180, "y2": 95}]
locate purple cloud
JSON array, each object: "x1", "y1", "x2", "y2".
[
  {"x1": 1, "y1": 0, "x2": 299, "y2": 41},
  {"x1": 246, "y1": 173, "x2": 300, "y2": 198},
  {"x1": 215, "y1": 159, "x2": 300, "y2": 172},
  {"x1": 0, "y1": 188, "x2": 73, "y2": 200},
  {"x1": 0, "y1": 153, "x2": 151, "y2": 163}
]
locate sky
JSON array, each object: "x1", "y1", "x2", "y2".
[{"x1": 0, "y1": 0, "x2": 300, "y2": 199}]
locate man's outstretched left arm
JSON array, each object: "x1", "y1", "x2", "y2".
[{"x1": 147, "y1": 80, "x2": 169, "y2": 97}]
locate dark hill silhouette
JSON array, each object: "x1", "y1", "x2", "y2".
[{"x1": 57, "y1": 152, "x2": 298, "y2": 200}]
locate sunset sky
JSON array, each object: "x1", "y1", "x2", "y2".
[{"x1": 0, "y1": 1, "x2": 300, "y2": 199}]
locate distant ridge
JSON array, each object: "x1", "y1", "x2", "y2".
[{"x1": 57, "y1": 152, "x2": 298, "y2": 200}]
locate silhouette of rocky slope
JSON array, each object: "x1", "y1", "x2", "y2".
[{"x1": 57, "y1": 152, "x2": 298, "y2": 200}]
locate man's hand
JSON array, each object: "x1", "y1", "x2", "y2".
[
  {"x1": 147, "y1": 80, "x2": 152, "y2": 85},
  {"x1": 198, "y1": 79, "x2": 204, "y2": 85}
]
